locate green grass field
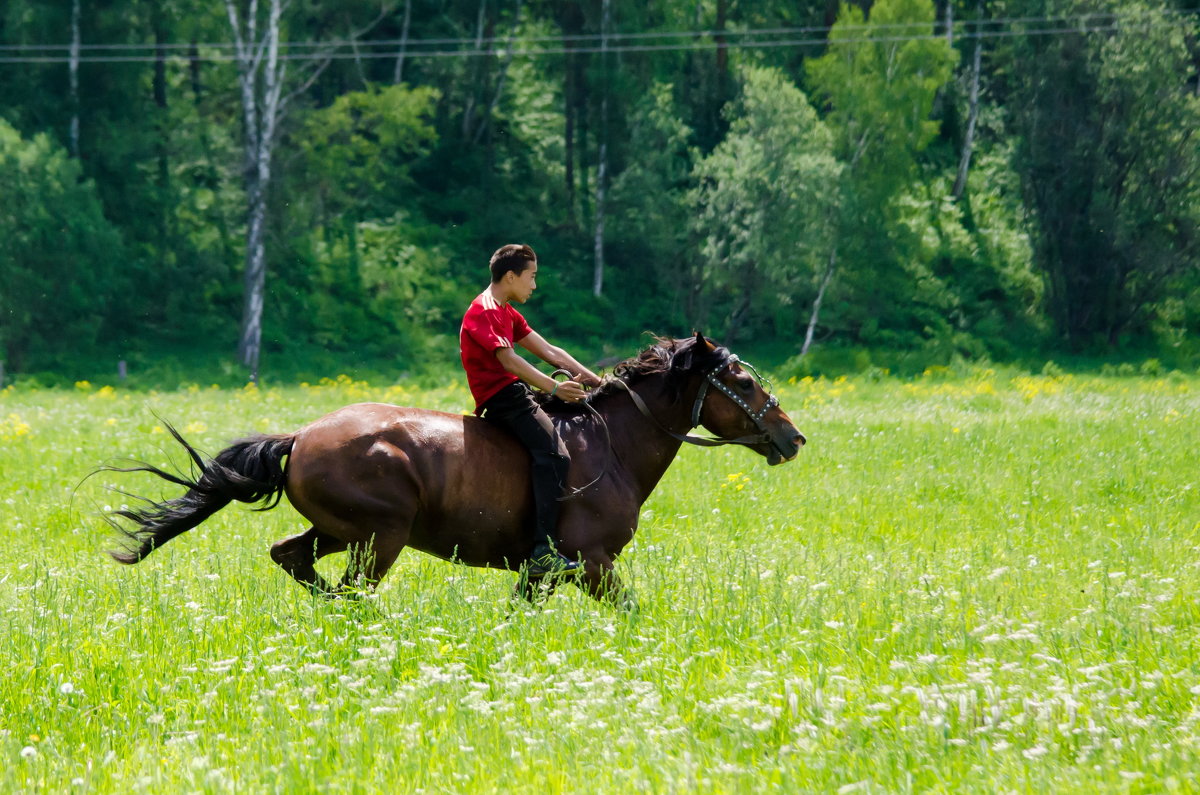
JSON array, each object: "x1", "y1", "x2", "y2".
[{"x1": 1, "y1": 367, "x2": 1198, "y2": 793}]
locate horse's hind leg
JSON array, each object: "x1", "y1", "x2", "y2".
[
  {"x1": 270, "y1": 527, "x2": 346, "y2": 595},
  {"x1": 335, "y1": 529, "x2": 407, "y2": 593}
]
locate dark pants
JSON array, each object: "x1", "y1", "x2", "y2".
[{"x1": 481, "y1": 382, "x2": 571, "y2": 549}]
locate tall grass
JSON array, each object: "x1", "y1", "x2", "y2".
[{"x1": 1, "y1": 368, "x2": 1197, "y2": 792}]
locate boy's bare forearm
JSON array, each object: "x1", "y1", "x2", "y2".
[
  {"x1": 497, "y1": 348, "x2": 557, "y2": 392},
  {"x1": 546, "y1": 348, "x2": 600, "y2": 385}
]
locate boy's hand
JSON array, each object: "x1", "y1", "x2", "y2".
[{"x1": 555, "y1": 380, "x2": 589, "y2": 403}]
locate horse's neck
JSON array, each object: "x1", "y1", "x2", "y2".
[{"x1": 596, "y1": 379, "x2": 691, "y2": 500}]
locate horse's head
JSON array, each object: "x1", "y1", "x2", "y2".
[{"x1": 683, "y1": 332, "x2": 805, "y2": 466}]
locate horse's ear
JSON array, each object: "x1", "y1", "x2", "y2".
[
  {"x1": 672, "y1": 333, "x2": 699, "y2": 373},
  {"x1": 694, "y1": 331, "x2": 716, "y2": 352}
]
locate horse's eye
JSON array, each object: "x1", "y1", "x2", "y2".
[{"x1": 737, "y1": 376, "x2": 755, "y2": 392}]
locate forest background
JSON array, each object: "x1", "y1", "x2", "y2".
[{"x1": 1, "y1": 0, "x2": 1198, "y2": 387}]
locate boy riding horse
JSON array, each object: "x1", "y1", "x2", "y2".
[{"x1": 459, "y1": 244, "x2": 602, "y2": 576}]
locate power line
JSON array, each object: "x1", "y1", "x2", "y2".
[
  {"x1": 1, "y1": 9, "x2": 1197, "y2": 53},
  {"x1": 1, "y1": 10, "x2": 1195, "y2": 53},
  {"x1": 0, "y1": 11, "x2": 1195, "y2": 65}
]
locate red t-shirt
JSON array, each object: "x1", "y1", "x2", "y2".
[{"x1": 460, "y1": 291, "x2": 534, "y2": 413}]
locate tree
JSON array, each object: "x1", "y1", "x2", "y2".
[
  {"x1": 607, "y1": 83, "x2": 698, "y2": 330},
  {"x1": 0, "y1": 120, "x2": 124, "y2": 371},
  {"x1": 300, "y1": 83, "x2": 439, "y2": 223},
  {"x1": 291, "y1": 83, "x2": 442, "y2": 353},
  {"x1": 224, "y1": 0, "x2": 290, "y2": 381},
  {"x1": 999, "y1": 0, "x2": 1200, "y2": 345},
  {"x1": 806, "y1": 0, "x2": 956, "y2": 349},
  {"x1": 690, "y1": 66, "x2": 842, "y2": 344}
]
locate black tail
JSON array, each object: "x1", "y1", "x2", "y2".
[{"x1": 103, "y1": 422, "x2": 295, "y2": 564}]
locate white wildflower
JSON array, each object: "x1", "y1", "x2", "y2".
[
  {"x1": 1022, "y1": 745, "x2": 1049, "y2": 760},
  {"x1": 299, "y1": 663, "x2": 336, "y2": 675}
]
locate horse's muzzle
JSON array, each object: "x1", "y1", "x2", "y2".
[{"x1": 766, "y1": 430, "x2": 805, "y2": 465}]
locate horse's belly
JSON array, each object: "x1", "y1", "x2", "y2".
[{"x1": 399, "y1": 501, "x2": 525, "y2": 569}]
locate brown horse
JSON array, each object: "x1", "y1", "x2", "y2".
[{"x1": 106, "y1": 333, "x2": 804, "y2": 606}]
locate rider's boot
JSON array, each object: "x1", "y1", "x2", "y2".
[{"x1": 526, "y1": 539, "x2": 582, "y2": 577}]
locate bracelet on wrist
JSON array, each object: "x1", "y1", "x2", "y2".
[{"x1": 550, "y1": 382, "x2": 560, "y2": 397}]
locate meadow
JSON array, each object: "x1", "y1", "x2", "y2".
[{"x1": 1, "y1": 365, "x2": 1198, "y2": 793}]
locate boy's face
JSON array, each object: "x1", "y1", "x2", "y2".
[{"x1": 509, "y1": 261, "x2": 538, "y2": 303}]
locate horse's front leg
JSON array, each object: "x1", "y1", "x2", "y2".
[{"x1": 578, "y1": 557, "x2": 638, "y2": 612}]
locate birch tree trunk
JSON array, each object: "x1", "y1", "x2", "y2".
[
  {"x1": 227, "y1": 0, "x2": 286, "y2": 382},
  {"x1": 69, "y1": 0, "x2": 81, "y2": 157},
  {"x1": 462, "y1": 0, "x2": 488, "y2": 140},
  {"x1": 592, "y1": 0, "x2": 612, "y2": 298},
  {"x1": 952, "y1": 0, "x2": 983, "y2": 202},
  {"x1": 564, "y1": 62, "x2": 576, "y2": 205},
  {"x1": 153, "y1": 10, "x2": 170, "y2": 250},
  {"x1": 801, "y1": 246, "x2": 838, "y2": 356},
  {"x1": 223, "y1": 0, "x2": 374, "y2": 379},
  {"x1": 473, "y1": 0, "x2": 522, "y2": 146},
  {"x1": 593, "y1": 135, "x2": 607, "y2": 297},
  {"x1": 392, "y1": 0, "x2": 412, "y2": 83}
]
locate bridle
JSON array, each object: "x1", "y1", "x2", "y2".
[
  {"x1": 689, "y1": 354, "x2": 779, "y2": 439},
  {"x1": 609, "y1": 353, "x2": 782, "y2": 449},
  {"x1": 557, "y1": 351, "x2": 788, "y2": 501}
]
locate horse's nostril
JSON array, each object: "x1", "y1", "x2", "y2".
[{"x1": 793, "y1": 432, "x2": 806, "y2": 447}]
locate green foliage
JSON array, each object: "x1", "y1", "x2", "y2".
[
  {"x1": 278, "y1": 210, "x2": 469, "y2": 377},
  {"x1": 998, "y1": 0, "x2": 1200, "y2": 347},
  {"x1": 690, "y1": 66, "x2": 841, "y2": 342},
  {"x1": 607, "y1": 83, "x2": 698, "y2": 333},
  {"x1": 805, "y1": 0, "x2": 959, "y2": 349},
  {"x1": 808, "y1": 0, "x2": 954, "y2": 188},
  {"x1": 0, "y1": 0, "x2": 1196, "y2": 379},
  {"x1": 300, "y1": 83, "x2": 440, "y2": 221},
  {"x1": 0, "y1": 121, "x2": 125, "y2": 370}
]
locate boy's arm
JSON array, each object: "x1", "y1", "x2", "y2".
[
  {"x1": 495, "y1": 347, "x2": 559, "y2": 394},
  {"x1": 495, "y1": 347, "x2": 590, "y2": 403},
  {"x1": 517, "y1": 332, "x2": 601, "y2": 387}
]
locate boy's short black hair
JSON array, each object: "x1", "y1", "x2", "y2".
[{"x1": 489, "y1": 244, "x2": 537, "y2": 283}]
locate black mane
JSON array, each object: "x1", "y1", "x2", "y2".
[{"x1": 536, "y1": 334, "x2": 729, "y2": 414}]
